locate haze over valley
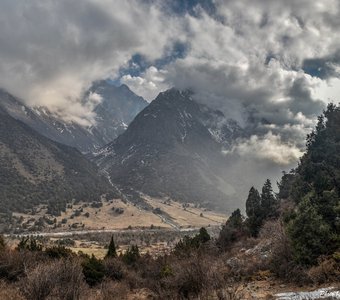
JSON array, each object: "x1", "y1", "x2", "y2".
[{"x1": 0, "y1": 1, "x2": 339, "y2": 299}]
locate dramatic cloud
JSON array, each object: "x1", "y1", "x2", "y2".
[
  {"x1": 123, "y1": 0, "x2": 340, "y2": 166},
  {"x1": 224, "y1": 132, "x2": 304, "y2": 166},
  {"x1": 120, "y1": 66, "x2": 170, "y2": 101},
  {"x1": 1, "y1": 0, "x2": 340, "y2": 184},
  {"x1": 0, "y1": 0, "x2": 181, "y2": 124}
]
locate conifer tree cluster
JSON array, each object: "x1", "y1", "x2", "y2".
[
  {"x1": 245, "y1": 179, "x2": 278, "y2": 237},
  {"x1": 284, "y1": 103, "x2": 340, "y2": 265}
]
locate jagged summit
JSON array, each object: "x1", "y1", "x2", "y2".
[
  {"x1": 95, "y1": 88, "x2": 244, "y2": 210},
  {"x1": 0, "y1": 83, "x2": 147, "y2": 152}
]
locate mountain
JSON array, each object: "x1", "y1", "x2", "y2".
[
  {"x1": 0, "y1": 89, "x2": 104, "y2": 153},
  {"x1": 95, "y1": 89, "x2": 244, "y2": 210},
  {"x1": 0, "y1": 106, "x2": 113, "y2": 221},
  {"x1": 0, "y1": 83, "x2": 147, "y2": 153},
  {"x1": 89, "y1": 81, "x2": 148, "y2": 144}
]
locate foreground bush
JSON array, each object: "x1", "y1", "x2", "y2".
[
  {"x1": 307, "y1": 255, "x2": 340, "y2": 284},
  {"x1": 81, "y1": 254, "x2": 106, "y2": 286},
  {"x1": 0, "y1": 280, "x2": 24, "y2": 300},
  {"x1": 0, "y1": 250, "x2": 44, "y2": 282},
  {"x1": 22, "y1": 259, "x2": 85, "y2": 300}
]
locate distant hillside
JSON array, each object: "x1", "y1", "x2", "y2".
[
  {"x1": 0, "y1": 107, "x2": 113, "y2": 221},
  {"x1": 95, "y1": 89, "x2": 244, "y2": 210},
  {"x1": 0, "y1": 83, "x2": 147, "y2": 153}
]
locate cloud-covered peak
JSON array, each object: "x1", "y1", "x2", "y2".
[
  {"x1": 0, "y1": 0, "x2": 182, "y2": 124},
  {"x1": 0, "y1": 0, "x2": 339, "y2": 172}
]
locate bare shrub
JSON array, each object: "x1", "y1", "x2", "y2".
[
  {"x1": 260, "y1": 220, "x2": 311, "y2": 284},
  {"x1": 53, "y1": 259, "x2": 85, "y2": 300},
  {"x1": 124, "y1": 268, "x2": 145, "y2": 290},
  {"x1": 226, "y1": 253, "x2": 267, "y2": 281},
  {"x1": 22, "y1": 263, "x2": 55, "y2": 300},
  {"x1": 263, "y1": 221, "x2": 297, "y2": 280},
  {"x1": 0, "y1": 280, "x2": 24, "y2": 299},
  {"x1": 307, "y1": 256, "x2": 340, "y2": 284},
  {"x1": 132, "y1": 254, "x2": 169, "y2": 292},
  {"x1": 22, "y1": 258, "x2": 85, "y2": 300},
  {"x1": 103, "y1": 258, "x2": 125, "y2": 281},
  {"x1": 100, "y1": 280, "x2": 129, "y2": 300},
  {"x1": 157, "y1": 253, "x2": 225, "y2": 299},
  {"x1": 0, "y1": 249, "x2": 44, "y2": 282}
]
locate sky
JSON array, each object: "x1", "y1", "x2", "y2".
[{"x1": 0, "y1": 0, "x2": 340, "y2": 170}]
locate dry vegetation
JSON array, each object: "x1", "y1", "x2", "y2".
[
  {"x1": 11, "y1": 196, "x2": 227, "y2": 234},
  {"x1": 0, "y1": 219, "x2": 339, "y2": 300}
]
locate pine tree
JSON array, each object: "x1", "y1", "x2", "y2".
[
  {"x1": 261, "y1": 179, "x2": 278, "y2": 219},
  {"x1": 246, "y1": 187, "x2": 262, "y2": 237},
  {"x1": 287, "y1": 197, "x2": 335, "y2": 265},
  {"x1": 277, "y1": 171, "x2": 295, "y2": 199},
  {"x1": 197, "y1": 227, "x2": 210, "y2": 243},
  {"x1": 82, "y1": 254, "x2": 105, "y2": 286},
  {"x1": 285, "y1": 104, "x2": 340, "y2": 265},
  {"x1": 217, "y1": 209, "x2": 246, "y2": 249},
  {"x1": 122, "y1": 245, "x2": 140, "y2": 265},
  {"x1": 246, "y1": 187, "x2": 261, "y2": 218},
  {"x1": 105, "y1": 236, "x2": 117, "y2": 258}
]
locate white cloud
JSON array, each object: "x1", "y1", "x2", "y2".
[
  {"x1": 0, "y1": 0, "x2": 339, "y2": 152},
  {"x1": 314, "y1": 78, "x2": 340, "y2": 104},
  {"x1": 120, "y1": 66, "x2": 170, "y2": 101},
  {"x1": 224, "y1": 132, "x2": 304, "y2": 166},
  {"x1": 0, "y1": 0, "x2": 181, "y2": 124}
]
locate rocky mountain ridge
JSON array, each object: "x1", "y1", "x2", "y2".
[
  {"x1": 95, "y1": 88, "x2": 245, "y2": 210},
  {"x1": 0, "y1": 82, "x2": 147, "y2": 153}
]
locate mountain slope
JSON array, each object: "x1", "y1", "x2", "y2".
[
  {"x1": 0, "y1": 107, "x2": 112, "y2": 218},
  {"x1": 89, "y1": 81, "x2": 148, "y2": 144},
  {"x1": 0, "y1": 83, "x2": 147, "y2": 153},
  {"x1": 95, "y1": 89, "x2": 244, "y2": 210}
]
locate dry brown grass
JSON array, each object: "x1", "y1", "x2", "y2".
[
  {"x1": 0, "y1": 280, "x2": 24, "y2": 299},
  {"x1": 307, "y1": 256, "x2": 340, "y2": 284},
  {"x1": 100, "y1": 280, "x2": 130, "y2": 300},
  {"x1": 0, "y1": 249, "x2": 45, "y2": 282},
  {"x1": 14, "y1": 196, "x2": 227, "y2": 233},
  {"x1": 144, "y1": 196, "x2": 227, "y2": 227},
  {"x1": 21, "y1": 258, "x2": 85, "y2": 300}
]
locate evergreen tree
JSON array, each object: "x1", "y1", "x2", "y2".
[
  {"x1": 82, "y1": 254, "x2": 105, "y2": 286},
  {"x1": 196, "y1": 227, "x2": 210, "y2": 244},
  {"x1": 285, "y1": 104, "x2": 340, "y2": 264},
  {"x1": 174, "y1": 227, "x2": 210, "y2": 256},
  {"x1": 105, "y1": 236, "x2": 117, "y2": 258},
  {"x1": 122, "y1": 245, "x2": 140, "y2": 265},
  {"x1": 246, "y1": 187, "x2": 262, "y2": 237},
  {"x1": 217, "y1": 209, "x2": 246, "y2": 249},
  {"x1": 277, "y1": 171, "x2": 295, "y2": 200},
  {"x1": 16, "y1": 236, "x2": 42, "y2": 252},
  {"x1": 261, "y1": 179, "x2": 278, "y2": 219},
  {"x1": 228, "y1": 209, "x2": 243, "y2": 227},
  {"x1": 287, "y1": 197, "x2": 336, "y2": 265}
]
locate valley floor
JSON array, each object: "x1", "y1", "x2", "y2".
[{"x1": 10, "y1": 196, "x2": 227, "y2": 234}]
